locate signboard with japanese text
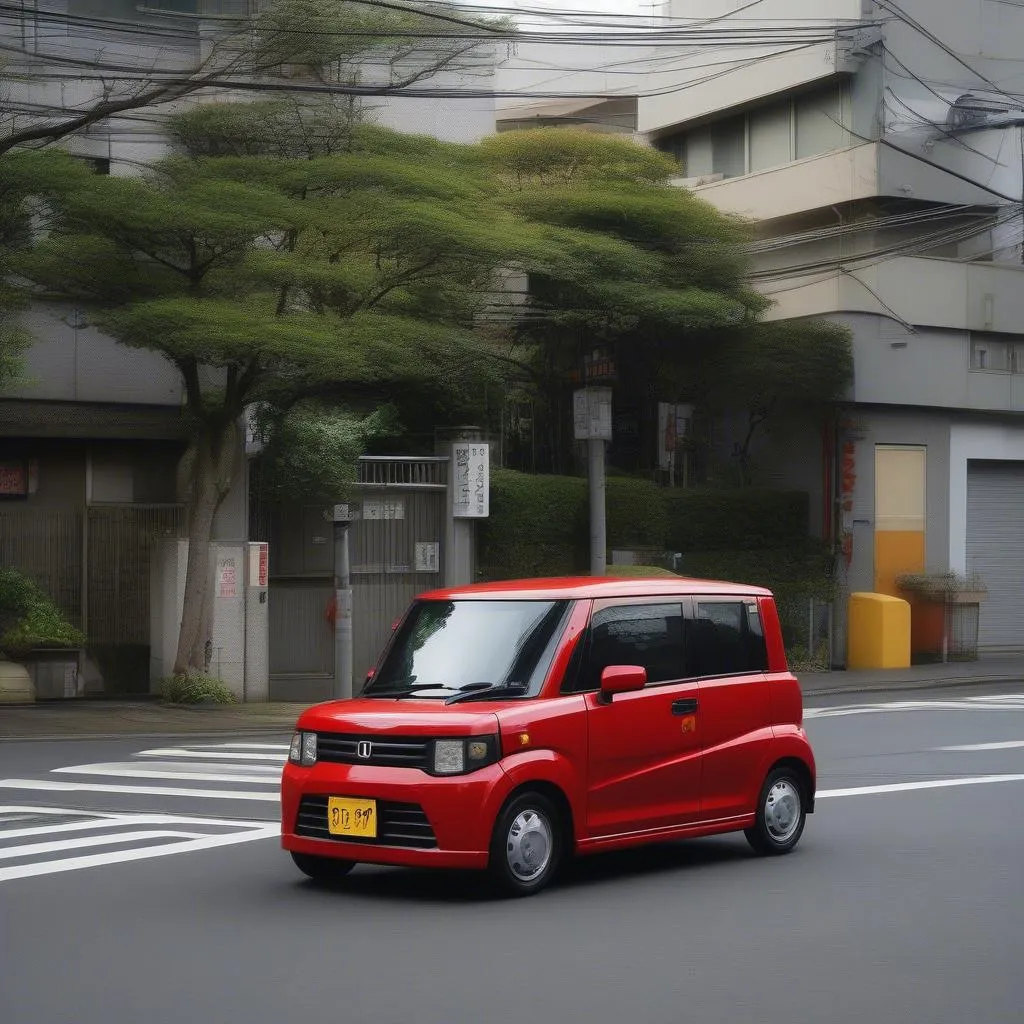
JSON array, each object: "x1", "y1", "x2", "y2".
[
  {"x1": 573, "y1": 388, "x2": 613, "y2": 441},
  {"x1": 452, "y1": 443, "x2": 489, "y2": 518},
  {"x1": 247, "y1": 542, "x2": 269, "y2": 588},
  {"x1": 217, "y1": 557, "x2": 237, "y2": 599},
  {"x1": 415, "y1": 541, "x2": 440, "y2": 573},
  {"x1": 363, "y1": 498, "x2": 405, "y2": 521}
]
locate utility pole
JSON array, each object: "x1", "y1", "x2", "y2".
[
  {"x1": 328, "y1": 504, "x2": 355, "y2": 700},
  {"x1": 574, "y1": 385, "x2": 613, "y2": 576}
]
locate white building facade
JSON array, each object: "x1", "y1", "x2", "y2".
[{"x1": 499, "y1": 0, "x2": 1024, "y2": 655}]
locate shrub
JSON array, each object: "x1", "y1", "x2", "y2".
[
  {"x1": 664, "y1": 487, "x2": 808, "y2": 552},
  {"x1": 161, "y1": 673, "x2": 237, "y2": 705},
  {"x1": 479, "y1": 470, "x2": 588, "y2": 579},
  {"x1": 0, "y1": 567, "x2": 85, "y2": 657},
  {"x1": 606, "y1": 476, "x2": 668, "y2": 549}
]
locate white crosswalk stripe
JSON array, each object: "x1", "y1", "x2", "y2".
[
  {"x1": 0, "y1": 806, "x2": 279, "y2": 883},
  {"x1": 0, "y1": 742, "x2": 288, "y2": 882},
  {"x1": 805, "y1": 694, "x2": 1024, "y2": 719},
  {"x1": 0, "y1": 741, "x2": 288, "y2": 803}
]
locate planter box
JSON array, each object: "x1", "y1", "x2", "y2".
[{"x1": 19, "y1": 648, "x2": 84, "y2": 699}]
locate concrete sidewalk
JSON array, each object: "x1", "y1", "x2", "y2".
[{"x1": 2, "y1": 655, "x2": 1023, "y2": 740}]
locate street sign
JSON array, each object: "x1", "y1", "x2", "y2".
[
  {"x1": 573, "y1": 388, "x2": 613, "y2": 441},
  {"x1": 452, "y1": 443, "x2": 489, "y2": 518}
]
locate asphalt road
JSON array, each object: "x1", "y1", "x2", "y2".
[{"x1": 1, "y1": 684, "x2": 1023, "y2": 1024}]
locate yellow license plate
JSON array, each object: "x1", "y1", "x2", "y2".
[{"x1": 327, "y1": 796, "x2": 377, "y2": 839}]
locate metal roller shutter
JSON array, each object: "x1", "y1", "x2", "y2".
[{"x1": 966, "y1": 461, "x2": 1024, "y2": 651}]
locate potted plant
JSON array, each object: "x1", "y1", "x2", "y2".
[{"x1": 0, "y1": 568, "x2": 86, "y2": 697}]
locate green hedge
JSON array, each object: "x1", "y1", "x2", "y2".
[
  {"x1": 480, "y1": 470, "x2": 588, "y2": 579},
  {"x1": 664, "y1": 487, "x2": 809, "y2": 552},
  {"x1": 480, "y1": 470, "x2": 810, "y2": 580}
]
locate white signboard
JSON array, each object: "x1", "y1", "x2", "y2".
[
  {"x1": 573, "y1": 388, "x2": 613, "y2": 441},
  {"x1": 415, "y1": 541, "x2": 440, "y2": 573},
  {"x1": 363, "y1": 498, "x2": 405, "y2": 521},
  {"x1": 452, "y1": 443, "x2": 490, "y2": 518}
]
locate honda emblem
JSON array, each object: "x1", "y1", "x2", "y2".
[{"x1": 356, "y1": 740, "x2": 373, "y2": 760}]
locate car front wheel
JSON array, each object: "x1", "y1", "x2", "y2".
[
  {"x1": 290, "y1": 851, "x2": 356, "y2": 883},
  {"x1": 489, "y1": 791, "x2": 563, "y2": 897},
  {"x1": 745, "y1": 766, "x2": 807, "y2": 856}
]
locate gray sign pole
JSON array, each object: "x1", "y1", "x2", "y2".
[
  {"x1": 574, "y1": 387, "x2": 612, "y2": 577},
  {"x1": 330, "y1": 507, "x2": 354, "y2": 700},
  {"x1": 588, "y1": 437, "x2": 607, "y2": 576}
]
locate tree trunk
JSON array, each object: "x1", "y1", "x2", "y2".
[{"x1": 173, "y1": 421, "x2": 240, "y2": 677}]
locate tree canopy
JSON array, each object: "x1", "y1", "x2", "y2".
[{"x1": 479, "y1": 128, "x2": 852, "y2": 477}]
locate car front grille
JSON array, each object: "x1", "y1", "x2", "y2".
[
  {"x1": 316, "y1": 732, "x2": 430, "y2": 770},
  {"x1": 295, "y1": 796, "x2": 438, "y2": 850}
]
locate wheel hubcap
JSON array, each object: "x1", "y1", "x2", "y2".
[
  {"x1": 764, "y1": 779, "x2": 801, "y2": 843},
  {"x1": 506, "y1": 808, "x2": 553, "y2": 882}
]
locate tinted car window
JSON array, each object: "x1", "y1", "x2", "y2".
[
  {"x1": 572, "y1": 603, "x2": 684, "y2": 693},
  {"x1": 686, "y1": 600, "x2": 768, "y2": 677},
  {"x1": 367, "y1": 599, "x2": 571, "y2": 697}
]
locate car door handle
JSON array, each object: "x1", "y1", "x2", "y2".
[{"x1": 671, "y1": 698, "x2": 698, "y2": 716}]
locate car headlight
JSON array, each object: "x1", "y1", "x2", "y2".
[
  {"x1": 289, "y1": 731, "x2": 317, "y2": 767},
  {"x1": 432, "y1": 735, "x2": 500, "y2": 776}
]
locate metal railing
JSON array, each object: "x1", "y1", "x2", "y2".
[{"x1": 356, "y1": 457, "x2": 448, "y2": 491}]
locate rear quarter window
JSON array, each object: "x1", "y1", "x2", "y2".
[{"x1": 686, "y1": 599, "x2": 768, "y2": 677}]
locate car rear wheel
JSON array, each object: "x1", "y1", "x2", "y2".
[
  {"x1": 744, "y1": 766, "x2": 807, "y2": 856},
  {"x1": 489, "y1": 791, "x2": 563, "y2": 897},
  {"x1": 290, "y1": 851, "x2": 356, "y2": 883}
]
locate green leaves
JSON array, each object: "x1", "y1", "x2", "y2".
[
  {"x1": 481, "y1": 129, "x2": 678, "y2": 186},
  {"x1": 255, "y1": 400, "x2": 399, "y2": 504}
]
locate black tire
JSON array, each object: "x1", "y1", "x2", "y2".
[
  {"x1": 488, "y1": 791, "x2": 564, "y2": 897},
  {"x1": 290, "y1": 851, "x2": 356, "y2": 883},
  {"x1": 744, "y1": 766, "x2": 807, "y2": 856}
]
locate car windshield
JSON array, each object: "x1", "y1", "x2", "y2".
[{"x1": 365, "y1": 599, "x2": 572, "y2": 699}]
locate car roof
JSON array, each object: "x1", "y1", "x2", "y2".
[{"x1": 417, "y1": 576, "x2": 772, "y2": 601}]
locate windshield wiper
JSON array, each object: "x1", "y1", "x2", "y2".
[
  {"x1": 445, "y1": 682, "x2": 528, "y2": 705},
  {"x1": 363, "y1": 684, "x2": 456, "y2": 699}
]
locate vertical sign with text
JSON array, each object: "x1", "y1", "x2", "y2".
[{"x1": 452, "y1": 443, "x2": 489, "y2": 518}]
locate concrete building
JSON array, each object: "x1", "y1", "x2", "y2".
[
  {"x1": 497, "y1": 0, "x2": 1024, "y2": 656},
  {"x1": 0, "y1": 1, "x2": 500, "y2": 696}
]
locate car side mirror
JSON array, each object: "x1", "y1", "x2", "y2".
[{"x1": 599, "y1": 665, "x2": 647, "y2": 703}]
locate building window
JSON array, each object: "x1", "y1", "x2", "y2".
[
  {"x1": 656, "y1": 82, "x2": 850, "y2": 180},
  {"x1": 970, "y1": 333, "x2": 1019, "y2": 373}
]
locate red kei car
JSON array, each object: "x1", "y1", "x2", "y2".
[{"x1": 281, "y1": 576, "x2": 816, "y2": 896}]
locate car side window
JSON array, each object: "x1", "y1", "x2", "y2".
[
  {"x1": 686, "y1": 600, "x2": 768, "y2": 677},
  {"x1": 571, "y1": 602, "x2": 684, "y2": 693}
]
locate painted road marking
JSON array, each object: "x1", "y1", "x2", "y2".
[
  {"x1": 0, "y1": 779, "x2": 278, "y2": 801},
  {"x1": 806, "y1": 694, "x2": 1024, "y2": 719},
  {"x1": 820, "y1": 773, "x2": 1024, "y2": 799},
  {"x1": 52, "y1": 761, "x2": 280, "y2": 785},
  {"x1": 0, "y1": 805, "x2": 279, "y2": 884},
  {"x1": 138, "y1": 748, "x2": 286, "y2": 762},
  {"x1": 938, "y1": 740, "x2": 1024, "y2": 751}
]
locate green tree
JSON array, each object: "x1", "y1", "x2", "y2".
[
  {"x1": 21, "y1": 107, "x2": 627, "y2": 677},
  {"x1": 0, "y1": 151, "x2": 94, "y2": 388},
  {"x1": 702, "y1": 318, "x2": 854, "y2": 485},
  {"x1": 481, "y1": 129, "x2": 851, "y2": 478}
]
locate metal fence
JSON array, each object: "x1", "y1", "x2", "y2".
[
  {"x1": 87, "y1": 505, "x2": 187, "y2": 644},
  {"x1": 776, "y1": 595, "x2": 834, "y2": 672},
  {"x1": 0, "y1": 508, "x2": 83, "y2": 629},
  {"x1": 0, "y1": 503, "x2": 185, "y2": 646}
]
